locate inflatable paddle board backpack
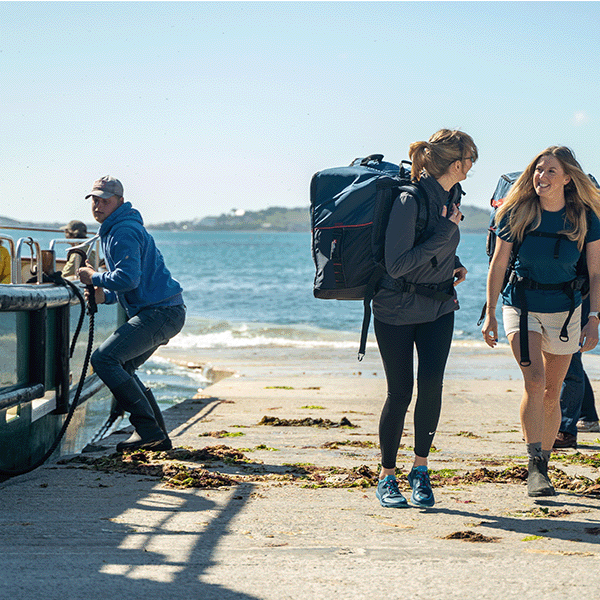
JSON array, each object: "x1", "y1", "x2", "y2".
[{"x1": 310, "y1": 154, "x2": 429, "y2": 360}]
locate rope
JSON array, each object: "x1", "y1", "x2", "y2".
[
  {"x1": 86, "y1": 401, "x2": 124, "y2": 447},
  {"x1": 0, "y1": 277, "x2": 96, "y2": 478}
]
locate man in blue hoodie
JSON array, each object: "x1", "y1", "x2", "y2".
[{"x1": 78, "y1": 176, "x2": 185, "y2": 452}]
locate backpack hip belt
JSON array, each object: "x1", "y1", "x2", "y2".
[
  {"x1": 509, "y1": 272, "x2": 579, "y2": 367},
  {"x1": 380, "y1": 275, "x2": 455, "y2": 302},
  {"x1": 508, "y1": 272, "x2": 584, "y2": 293}
]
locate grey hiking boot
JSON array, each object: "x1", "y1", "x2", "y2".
[
  {"x1": 527, "y1": 456, "x2": 555, "y2": 497},
  {"x1": 577, "y1": 420, "x2": 600, "y2": 433}
]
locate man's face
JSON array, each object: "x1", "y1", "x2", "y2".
[{"x1": 91, "y1": 195, "x2": 123, "y2": 223}]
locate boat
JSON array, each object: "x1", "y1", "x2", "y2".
[{"x1": 0, "y1": 226, "x2": 122, "y2": 476}]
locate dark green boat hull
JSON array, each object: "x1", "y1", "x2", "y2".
[{"x1": 0, "y1": 283, "x2": 121, "y2": 473}]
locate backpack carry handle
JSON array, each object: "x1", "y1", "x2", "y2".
[
  {"x1": 360, "y1": 154, "x2": 384, "y2": 166},
  {"x1": 399, "y1": 160, "x2": 413, "y2": 178}
]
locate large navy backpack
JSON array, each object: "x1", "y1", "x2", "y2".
[
  {"x1": 310, "y1": 154, "x2": 429, "y2": 359},
  {"x1": 484, "y1": 172, "x2": 521, "y2": 261}
]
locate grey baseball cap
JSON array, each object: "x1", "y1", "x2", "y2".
[{"x1": 85, "y1": 175, "x2": 124, "y2": 199}]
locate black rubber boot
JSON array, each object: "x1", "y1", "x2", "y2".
[
  {"x1": 142, "y1": 386, "x2": 172, "y2": 449},
  {"x1": 141, "y1": 386, "x2": 168, "y2": 434},
  {"x1": 527, "y1": 456, "x2": 555, "y2": 497},
  {"x1": 111, "y1": 378, "x2": 170, "y2": 452}
]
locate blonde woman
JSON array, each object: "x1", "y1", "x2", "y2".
[
  {"x1": 482, "y1": 147, "x2": 600, "y2": 497},
  {"x1": 374, "y1": 129, "x2": 477, "y2": 508}
]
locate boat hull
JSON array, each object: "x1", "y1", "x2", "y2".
[{"x1": 0, "y1": 282, "x2": 121, "y2": 473}]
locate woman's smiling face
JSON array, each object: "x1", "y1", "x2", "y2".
[{"x1": 533, "y1": 155, "x2": 571, "y2": 202}]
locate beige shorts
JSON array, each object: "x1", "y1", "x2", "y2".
[{"x1": 502, "y1": 304, "x2": 582, "y2": 355}]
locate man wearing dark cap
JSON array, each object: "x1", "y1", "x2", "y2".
[
  {"x1": 78, "y1": 176, "x2": 185, "y2": 452},
  {"x1": 61, "y1": 220, "x2": 97, "y2": 278},
  {"x1": 63, "y1": 219, "x2": 88, "y2": 238}
]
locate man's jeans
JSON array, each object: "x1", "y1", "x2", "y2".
[
  {"x1": 560, "y1": 351, "x2": 585, "y2": 436},
  {"x1": 560, "y1": 296, "x2": 598, "y2": 434},
  {"x1": 91, "y1": 304, "x2": 186, "y2": 391}
]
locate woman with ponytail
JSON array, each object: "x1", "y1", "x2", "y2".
[{"x1": 373, "y1": 129, "x2": 478, "y2": 508}]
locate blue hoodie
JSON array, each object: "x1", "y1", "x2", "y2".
[{"x1": 91, "y1": 202, "x2": 183, "y2": 317}]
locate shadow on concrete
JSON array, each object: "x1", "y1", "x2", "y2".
[
  {"x1": 0, "y1": 394, "x2": 266, "y2": 600},
  {"x1": 422, "y1": 493, "x2": 600, "y2": 545},
  {"x1": 0, "y1": 467, "x2": 260, "y2": 600}
]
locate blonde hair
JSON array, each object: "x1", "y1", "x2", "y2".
[
  {"x1": 409, "y1": 129, "x2": 478, "y2": 181},
  {"x1": 495, "y1": 146, "x2": 600, "y2": 251}
]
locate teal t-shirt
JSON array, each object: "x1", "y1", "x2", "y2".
[{"x1": 499, "y1": 208, "x2": 600, "y2": 312}]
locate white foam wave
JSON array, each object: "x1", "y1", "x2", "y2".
[
  {"x1": 141, "y1": 354, "x2": 212, "y2": 383},
  {"x1": 451, "y1": 339, "x2": 510, "y2": 349},
  {"x1": 168, "y1": 330, "x2": 376, "y2": 350}
]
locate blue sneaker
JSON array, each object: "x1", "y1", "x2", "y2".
[
  {"x1": 375, "y1": 475, "x2": 408, "y2": 508},
  {"x1": 407, "y1": 466, "x2": 435, "y2": 508}
]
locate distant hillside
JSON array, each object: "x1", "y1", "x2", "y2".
[
  {"x1": 460, "y1": 205, "x2": 491, "y2": 232},
  {"x1": 150, "y1": 206, "x2": 309, "y2": 232},
  {"x1": 150, "y1": 204, "x2": 491, "y2": 233},
  {"x1": 0, "y1": 215, "x2": 74, "y2": 232}
]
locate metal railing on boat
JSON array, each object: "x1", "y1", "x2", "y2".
[
  {"x1": 15, "y1": 237, "x2": 43, "y2": 284},
  {"x1": 1, "y1": 230, "x2": 101, "y2": 285},
  {"x1": 50, "y1": 235, "x2": 101, "y2": 271}
]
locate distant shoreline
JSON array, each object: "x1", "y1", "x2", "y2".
[{"x1": 0, "y1": 203, "x2": 491, "y2": 234}]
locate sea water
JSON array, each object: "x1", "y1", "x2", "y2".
[
  {"x1": 156, "y1": 230, "x2": 490, "y2": 347},
  {"x1": 143, "y1": 229, "x2": 600, "y2": 389},
  {"x1": 8, "y1": 227, "x2": 599, "y2": 406}
]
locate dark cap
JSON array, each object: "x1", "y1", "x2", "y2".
[
  {"x1": 85, "y1": 175, "x2": 124, "y2": 199},
  {"x1": 61, "y1": 220, "x2": 88, "y2": 238}
]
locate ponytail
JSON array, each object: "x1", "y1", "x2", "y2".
[{"x1": 409, "y1": 129, "x2": 478, "y2": 181}]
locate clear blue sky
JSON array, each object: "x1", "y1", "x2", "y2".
[{"x1": 2, "y1": 1, "x2": 600, "y2": 225}]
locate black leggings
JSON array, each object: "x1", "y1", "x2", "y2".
[{"x1": 374, "y1": 311, "x2": 454, "y2": 468}]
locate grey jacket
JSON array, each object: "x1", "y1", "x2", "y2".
[{"x1": 373, "y1": 173, "x2": 462, "y2": 326}]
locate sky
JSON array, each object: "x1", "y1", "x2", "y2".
[{"x1": 2, "y1": 1, "x2": 600, "y2": 225}]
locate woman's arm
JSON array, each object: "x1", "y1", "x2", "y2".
[
  {"x1": 446, "y1": 204, "x2": 467, "y2": 285},
  {"x1": 385, "y1": 193, "x2": 458, "y2": 279},
  {"x1": 481, "y1": 236, "x2": 513, "y2": 348},
  {"x1": 580, "y1": 239, "x2": 600, "y2": 352}
]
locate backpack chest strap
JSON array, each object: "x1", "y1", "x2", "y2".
[{"x1": 525, "y1": 230, "x2": 565, "y2": 258}]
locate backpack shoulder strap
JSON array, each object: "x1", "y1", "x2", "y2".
[
  {"x1": 374, "y1": 177, "x2": 429, "y2": 245},
  {"x1": 359, "y1": 179, "x2": 428, "y2": 360},
  {"x1": 397, "y1": 181, "x2": 429, "y2": 244}
]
